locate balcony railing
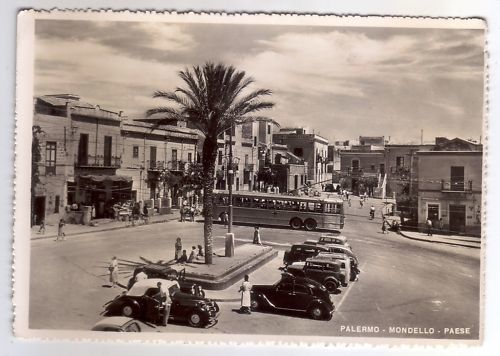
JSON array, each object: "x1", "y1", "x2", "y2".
[
  {"x1": 147, "y1": 160, "x2": 189, "y2": 171},
  {"x1": 441, "y1": 180, "x2": 473, "y2": 192},
  {"x1": 75, "y1": 154, "x2": 121, "y2": 168}
]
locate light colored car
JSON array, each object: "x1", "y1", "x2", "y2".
[
  {"x1": 91, "y1": 316, "x2": 153, "y2": 332},
  {"x1": 304, "y1": 234, "x2": 351, "y2": 249}
]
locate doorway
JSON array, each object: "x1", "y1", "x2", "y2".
[
  {"x1": 449, "y1": 204, "x2": 466, "y2": 234},
  {"x1": 34, "y1": 196, "x2": 46, "y2": 225}
]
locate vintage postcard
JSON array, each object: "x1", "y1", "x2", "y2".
[{"x1": 14, "y1": 10, "x2": 486, "y2": 345}]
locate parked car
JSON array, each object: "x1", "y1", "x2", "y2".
[
  {"x1": 91, "y1": 316, "x2": 154, "y2": 332},
  {"x1": 304, "y1": 234, "x2": 351, "y2": 249},
  {"x1": 283, "y1": 258, "x2": 347, "y2": 291},
  {"x1": 316, "y1": 252, "x2": 359, "y2": 282},
  {"x1": 251, "y1": 274, "x2": 335, "y2": 320},
  {"x1": 126, "y1": 264, "x2": 191, "y2": 291},
  {"x1": 103, "y1": 278, "x2": 219, "y2": 328},
  {"x1": 283, "y1": 244, "x2": 330, "y2": 265}
]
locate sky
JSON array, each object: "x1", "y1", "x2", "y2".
[{"x1": 34, "y1": 19, "x2": 485, "y2": 144}]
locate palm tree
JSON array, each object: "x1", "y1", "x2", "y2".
[{"x1": 147, "y1": 62, "x2": 275, "y2": 264}]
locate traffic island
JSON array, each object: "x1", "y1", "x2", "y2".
[{"x1": 176, "y1": 244, "x2": 277, "y2": 290}]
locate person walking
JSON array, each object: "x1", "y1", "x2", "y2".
[
  {"x1": 174, "y1": 237, "x2": 182, "y2": 261},
  {"x1": 142, "y1": 204, "x2": 149, "y2": 224},
  {"x1": 253, "y1": 226, "x2": 262, "y2": 246},
  {"x1": 381, "y1": 217, "x2": 387, "y2": 234},
  {"x1": 426, "y1": 218, "x2": 433, "y2": 236},
  {"x1": 359, "y1": 198, "x2": 364, "y2": 208},
  {"x1": 222, "y1": 211, "x2": 229, "y2": 227},
  {"x1": 55, "y1": 218, "x2": 66, "y2": 241},
  {"x1": 239, "y1": 274, "x2": 252, "y2": 314},
  {"x1": 38, "y1": 218, "x2": 46, "y2": 234},
  {"x1": 109, "y1": 256, "x2": 119, "y2": 288}
]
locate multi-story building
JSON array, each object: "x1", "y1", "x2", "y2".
[
  {"x1": 33, "y1": 94, "x2": 128, "y2": 222},
  {"x1": 338, "y1": 136, "x2": 386, "y2": 196},
  {"x1": 416, "y1": 137, "x2": 482, "y2": 236},
  {"x1": 119, "y1": 120, "x2": 199, "y2": 203},
  {"x1": 272, "y1": 127, "x2": 329, "y2": 186}
]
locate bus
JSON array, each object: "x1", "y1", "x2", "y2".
[{"x1": 212, "y1": 190, "x2": 344, "y2": 231}]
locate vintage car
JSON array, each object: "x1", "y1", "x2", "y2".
[
  {"x1": 283, "y1": 258, "x2": 347, "y2": 291},
  {"x1": 283, "y1": 244, "x2": 330, "y2": 265},
  {"x1": 251, "y1": 274, "x2": 335, "y2": 320},
  {"x1": 316, "y1": 252, "x2": 359, "y2": 282},
  {"x1": 103, "y1": 278, "x2": 219, "y2": 328},
  {"x1": 127, "y1": 264, "x2": 191, "y2": 291},
  {"x1": 91, "y1": 316, "x2": 154, "y2": 332},
  {"x1": 304, "y1": 234, "x2": 351, "y2": 249}
]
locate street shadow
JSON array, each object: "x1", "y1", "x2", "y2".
[{"x1": 101, "y1": 282, "x2": 127, "y2": 289}]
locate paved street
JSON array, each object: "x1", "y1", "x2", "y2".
[{"x1": 29, "y1": 198, "x2": 480, "y2": 339}]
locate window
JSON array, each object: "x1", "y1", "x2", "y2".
[
  {"x1": 294, "y1": 285, "x2": 311, "y2": 295},
  {"x1": 45, "y1": 141, "x2": 57, "y2": 175},
  {"x1": 104, "y1": 136, "x2": 112, "y2": 166},
  {"x1": 218, "y1": 151, "x2": 223, "y2": 165},
  {"x1": 254, "y1": 136, "x2": 257, "y2": 146},
  {"x1": 77, "y1": 134, "x2": 88, "y2": 165},
  {"x1": 277, "y1": 283, "x2": 293, "y2": 293},
  {"x1": 396, "y1": 156, "x2": 404, "y2": 167},
  {"x1": 171, "y1": 149, "x2": 177, "y2": 163},
  {"x1": 267, "y1": 124, "x2": 271, "y2": 135},
  {"x1": 351, "y1": 159, "x2": 360, "y2": 172},
  {"x1": 54, "y1": 195, "x2": 60, "y2": 213},
  {"x1": 150, "y1": 146, "x2": 157, "y2": 169},
  {"x1": 380, "y1": 163, "x2": 385, "y2": 175},
  {"x1": 244, "y1": 154, "x2": 249, "y2": 165},
  {"x1": 188, "y1": 152, "x2": 192, "y2": 162},
  {"x1": 371, "y1": 165, "x2": 375, "y2": 171},
  {"x1": 451, "y1": 166, "x2": 465, "y2": 191},
  {"x1": 132, "y1": 145, "x2": 139, "y2": 158}
]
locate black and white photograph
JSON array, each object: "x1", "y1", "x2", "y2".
[{"x1": 14, "y1": 11, "x2": 486, "y2": 343}]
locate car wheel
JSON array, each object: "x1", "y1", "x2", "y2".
[
  {"x1": 121, "y1": 303, "x2": 138, "y2": 318},
  {"x1": 250, "y1": 298, "x2": 261, "y2": 311},
  {"x1": 308, "y1": 304, "x2": 326, "y2": 320},
  {"x1": 290, "y1": 218, "x2": 302, "y2": 230},
  {"x1": 324, "y1": 280, "x2": 339, "y2": 293},
  {"x1": 304, "y1": 219, "x2": 317, "y2": 231},
  {"x1": 187, "y1": 311, "x2": 205, "y2": 328}
]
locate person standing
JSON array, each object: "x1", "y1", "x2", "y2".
[
  {"x1": 239, "y1": 274, "x2": 252, "y2": 314},
  {"x1": 253, "y1": 226, "x2": 262, "y2": 245},
  {"x1": 438, "y1": 218, "x2": 444, "y2": 233},
  {"x1": 142, "y1": 203, "x2": 149, "y2": 224},
  {"x1": 427, "y1": 218, "x2": 433, "y2": 236},
  {"x1": 174, "y1": 237, "x2": 182, "y2": 260},
  {"x1": 109, "y1": 256, "x2": 119, "y2": 288},
  {"x1": 222, "y1": 211, "x2": 229, "y2": 227},
  {"x1": 38, "y1": 218, "x2": 46, "y2": 234},
  {"x1": 91, "y1": 204, "x2": 96, "y2": 221},
  {"x1": 56, "y1": 218, "x2": 66, "y2": 241},
  {"x1": 153, "y1": 281, "x2": 171, "y2": 326}
]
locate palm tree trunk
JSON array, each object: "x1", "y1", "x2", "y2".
[{"x1": 202, "y1": 136, "x2": 218, "y2": 264}]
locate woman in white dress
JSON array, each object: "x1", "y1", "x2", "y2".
[{"x1": 239, "y1": 274, "x2": 252, "y2": 314}]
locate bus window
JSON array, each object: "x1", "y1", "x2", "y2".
[{"x1": 315, "y1": 203, "x2": 324, "y2": 213}]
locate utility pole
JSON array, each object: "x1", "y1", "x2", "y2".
[{"x1": 228, "y1": 124, "x2": 234, "y2": 234}]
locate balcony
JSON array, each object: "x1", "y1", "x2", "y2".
[
  {"x1": 441, "y1": 179, "x2": 473, "y2": 192},
  {"x1": 75, "y1": 154, "x2": 121, "y2": 168},
  {"x1": 147, "y1": 160, "x2": 188, "y2": 171}
]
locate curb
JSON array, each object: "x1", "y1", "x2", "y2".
[
  {"x1": 31, "y1": 217, "x2": 178, "y2": 241},
  {"x1": 398, "y1": 231, "x2": 481, "y2": 249}
]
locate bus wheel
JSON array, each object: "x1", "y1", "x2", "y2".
[
  {"x1": 290, "y1": 218, "x2": 302, "y2": 230},
  {"x1": 304, "y1": 219, "x2": 317, "y2": 231}
]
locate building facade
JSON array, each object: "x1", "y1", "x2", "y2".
[
  {"x1": 272, "y1": 128, "x2": 329, "y2": 186},
  {"x1": 119, "y1": 120, "x2": 199, "y2": 204},
  {"x1": 416, "y1": 138, "x2": 482, "y2": 236},
  {"x1": 33, "y1": 94, "x2": 129, "y2": 222}
]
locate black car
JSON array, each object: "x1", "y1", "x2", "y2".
[
  {"x1": 127, "y1": 264, "x2": 192, "y2": 291},
  {"x1": 103, "y1": 278, "x2": 219, "y2": 328},
  {"x1": 283, "y1": 244, "x2": 330, "y2": 265},
  {"x1": 250, "y1": 274, "x2": 335, "y2": 320},
  {"x1": 284, "y1": 258, "x2": 347, "y2": 291}
]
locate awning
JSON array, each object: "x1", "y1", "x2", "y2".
[{"x1": 79, "y1": 174, "x2": 132, "y2": 183}]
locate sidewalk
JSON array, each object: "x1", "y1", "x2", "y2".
[
  {"x1": 398, "y1": 230, "x2": 481, "y2": 249},
  {"x1": 31, "y1": 210, "x2": 181, "y2": 240}
]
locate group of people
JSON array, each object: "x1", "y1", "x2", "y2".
[{"x1": 175, "y1": 237, "x2": 204, "y2": 263}]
